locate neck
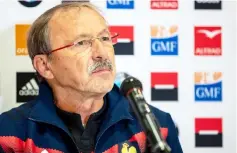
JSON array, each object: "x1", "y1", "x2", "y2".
[{"x1": 52, "y1": 86, "x2": 105, "y2": 125}]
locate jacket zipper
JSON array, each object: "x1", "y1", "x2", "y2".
[
  {"x1": 29, "y1": 117, "x2": 133, "y2": 153},
  {"x1": 28, "y1": 118, "x2": 80, "y2": 153},
  {"x1": 94, "y1": 118, "x2": 132, "y2": 152}
]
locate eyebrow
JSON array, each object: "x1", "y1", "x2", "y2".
[
  {"x1": 98, "y1": 28, "x2": 110, "y2": 36},
  {"x1": 73, "y1": 28, "x2": 110, "y2": 41}
]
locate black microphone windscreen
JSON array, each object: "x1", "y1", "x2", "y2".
[{"x1": 120, "y1": 76, "x2": 143, "y2": 96}]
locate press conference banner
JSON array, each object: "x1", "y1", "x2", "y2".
[{"x1": 0, "y1": 0, "x2": 236, "y2": 153}]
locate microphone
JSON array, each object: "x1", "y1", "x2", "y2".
[
  {"x1": 120, "y1": 76, "x2": 171, "y2": 153},
  {"x1": 114, "y1": 72, "x2": 130, "y2": 88}
]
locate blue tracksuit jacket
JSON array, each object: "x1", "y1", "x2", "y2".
[{"x1": 0, "y1": 82, "x2": 183, "y2": 153}]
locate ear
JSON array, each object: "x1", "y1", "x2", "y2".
[{"x1": 33, "y1": 55, "x2": 54, "y2": 80}]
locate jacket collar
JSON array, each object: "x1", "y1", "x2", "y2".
[
  {"x1": 28, "y1": 81, "x2": 134, "y2": 136},
  {"x1": 94, "y1": 84, "x2": 134, "y2": 151},
  {"x1": 28, "y1": 82, "x2": 70, "y2": 135}
]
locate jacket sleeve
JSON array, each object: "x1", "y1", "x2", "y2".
[
  {"x1": 166, "y1": 113, "x2": 183, "y2": 153},
  {"x1": 0, "y1": 112, "x2": 26, "y2": 153}
]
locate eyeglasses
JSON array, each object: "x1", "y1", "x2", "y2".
[{"x1": 47, "y1": 32, "x2": 119, "y2": 55}]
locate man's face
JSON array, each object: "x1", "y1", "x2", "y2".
[{"x1": 47, "y1": 7, "x2": 116, "y2": 94}]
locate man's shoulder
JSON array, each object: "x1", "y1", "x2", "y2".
[
  {"x1": 0, "y1": 100, "x2": 37, "y2": 132},
  {"x1": 109, "y1": 85, "x2": 174, "y2": 126},
  {"x1": 148, "y1": 104, "x2": 174, "y2": 127},
  {"x1": 0, "y1": 101, "x2": 39, "y2": 152}
]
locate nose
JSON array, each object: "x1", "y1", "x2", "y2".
[{"x1": 91, "y1": 39, "x2": 109, "y2": 61}]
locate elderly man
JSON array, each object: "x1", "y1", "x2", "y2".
[{"x1": 0, "y1": 2, "x2": 183, "y2": 153}]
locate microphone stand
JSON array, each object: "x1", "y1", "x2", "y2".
[
  {"x1": 128, "y1": 89, "x2": 171, "y2": 153},
  {"x1": 143, "y1": 113, "x2": 172, "y2": 153},
  {"x1": 119, "y1": 76, "x2": 171, "y2": 153},
  {"x1": 145, "y1": 133, "x2": 171, "y2": 153}
]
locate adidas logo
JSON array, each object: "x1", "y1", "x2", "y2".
[{"x1": 19, "y1": 78, "x2": 39, "y2": 96}]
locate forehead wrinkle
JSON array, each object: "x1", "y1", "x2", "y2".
[
  {"x1": 49, "y1": 7, "x2": 106, "y2": 32},
  {"x1": 48, "y1": 7, "x2": 108, "y2": 47},
  {"x1": 48, "y1": 8, "x2": 82, "y2": 44}
]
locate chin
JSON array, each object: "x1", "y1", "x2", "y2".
[
  {"x1": 86, "y1": 78, "x2": 113, "y2": 93},
  {"x1": 95, "y1": 83, "x2": 114, "y2": 94}
]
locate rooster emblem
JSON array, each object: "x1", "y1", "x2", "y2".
[{"x1": 121, "y1": 143, "x2": 137, "y2": 153}]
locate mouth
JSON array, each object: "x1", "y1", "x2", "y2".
[{"x1": 92, "y1": 67, "x2": 111, "y2": 74}]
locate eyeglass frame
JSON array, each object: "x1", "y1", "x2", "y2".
[{"x1": 45, "y1": 32, "x2": 119, "y2": 55}]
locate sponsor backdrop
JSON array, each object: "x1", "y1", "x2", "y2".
[{"x1": 0, "y1": 0, "x2": 236, "y2": 153}]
